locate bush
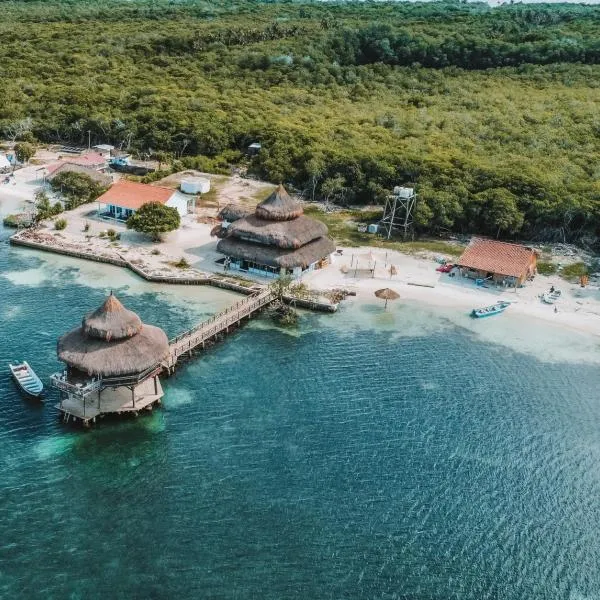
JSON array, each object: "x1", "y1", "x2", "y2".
[
  {"x1": 536, "y1": 261, "x2": 558, "y2": 276},
  {"x1": 126, "y1": 201, "x2": 180, "y2": 241},
  {"x1": 34, "y1": 190, "x2": 62, "y2": 221},
  {"x1": 560, "y1": 262, "x2": 588, "y2": 281},
  {"x1": 83, "y1": 222, "x2": 90, "y2": 232},
  {"x1": 107, "y1": 228, "x2": 120, "y2": 241},
  {"x1": 14, "y1": 142, "x2": 35, "y2": 163},
  {"x1": 174, "y1": 257, "x2": 190, "y2": 269},
  {"x1": 3, "y1": 214, "x2": 21, "y2": 228},
  {"x1": 54, "y1": 218, "x2": 67, "y2": 230},
  {"x1": 50, "y1": 172, "x2": 108, "y2": 210},
  {"x1": 151, "y1": 248, "x2": 161, "y2": 255}
]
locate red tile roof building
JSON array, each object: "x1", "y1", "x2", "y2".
[
  {"x1": 96, "y1": 180, "x2": 174, "y2": 211},
  {"x1": 45, "y1": 162, "x2": 112, "y2": 186},
  {"x1": 457, "y1": 238, "x2": 537, "y2": 286},
  {"x1": 49, "y1": 152, "x2": 107, "y2": 172}
]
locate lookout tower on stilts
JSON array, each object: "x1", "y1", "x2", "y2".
[{"x1": 380, "y1": 186, "x2": 416, "y2": 240}]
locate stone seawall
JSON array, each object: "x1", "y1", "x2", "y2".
[{"x1": 10, "y1": 231, "x2": 338, "y2": 312}]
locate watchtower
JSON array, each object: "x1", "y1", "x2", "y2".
[{"x1": 379, "y1": 186, "x2": 416, "y2": 240}]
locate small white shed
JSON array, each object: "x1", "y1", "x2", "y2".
[
  {"x1": 166, "y1": 191, "x2": 191, "y2": 217},
  {"x1": 180, "y1": 177, "x2": 210, "y2": 195}
]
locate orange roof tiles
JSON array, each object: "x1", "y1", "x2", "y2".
[
  {"x1": 96, "y1": 180, "x2": 174, "y2": 210},
  {"x1": 46, "y1": 152, "x2": 107, "y2": 175},
  {"x1": 457, "y1": 238, "x2": 535, "y2": 278}
]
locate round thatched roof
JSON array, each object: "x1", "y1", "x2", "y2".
[
  {"x1": 255, "y1": 184, "x2": 303, "y2": 221},
  {"x1": 58, "y1": 294, "x2": 169, "y2": 377},
  {"x1": 375, "y1": 288, "x2": 400, "y2": 300},
  {"x1": 227, "y1": 214, "x2": 328, "y2": 249},
  {"x1": 82, "y1": 293, "x2": 142, "y2": 341},
  {"x1": 217, "y1": 235, "x2": 335, "y2": 270}
]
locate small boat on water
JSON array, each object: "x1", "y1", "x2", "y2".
[
  {"x1": 471, "y1": 301, "x2": 511, "y2": 318},
  {"x1": 9, "y1": 361, "x2": 44, "y2": 398}
]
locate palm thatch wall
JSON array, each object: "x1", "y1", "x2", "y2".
[
  {"x1": 217, "y1": 236, "x2": 335, "y2": 270},
  {"x1": 227, "y1": 214, "x2": 327, "y2": 249}
]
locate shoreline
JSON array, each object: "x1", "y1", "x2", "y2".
[
  {"x1": 8, "y1": 228, "x2": 339, "y2": 313},
  {"x1": 303, "y1": 246, "x2": 600, "y2": 342}
]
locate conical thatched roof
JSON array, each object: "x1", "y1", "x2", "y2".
[
  {"x1": 255, "y1": 184, "x2": 303, "y2": 221},
  {"x1": 58, "y1": 294, "x2": 169, "y2": 378},
  {"x1": 82, "y1": 293, "x2": 142, "y2": 341}
]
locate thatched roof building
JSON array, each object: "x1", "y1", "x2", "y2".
[
  {"x1": 218, "y1": 204, "x2": 252, "y2": 223},
  {"x1": 57, "y1": 293, "x2": 169, "y2": 378},
  {"x1": 217, "y1": 185, "x2": 334, "y2": 275}
]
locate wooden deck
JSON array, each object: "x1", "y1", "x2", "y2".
[
  {"x1": 55, "y1": 377, "x2": 163, "y2": 425},
  {"x1": 164, "y1": 288, "x2": 275, "y2": 369}
]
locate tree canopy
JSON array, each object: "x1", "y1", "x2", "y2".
[
  {"x1": 2, "y1": 1, "x2": 600, "y2": 243},
  {"x1": 126, "y1": 201, "x2": 181, "y2": 240},
  {"x1": 14, "y1": 142, "x2": 35, "y2": 164},
  {"x1": 49, "y1": 172, "x2": 108, "y2": 210}
]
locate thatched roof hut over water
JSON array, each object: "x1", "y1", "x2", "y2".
[
  {"x1": 57, "y1": 293, "x2": 169, "y2": 378},
  {"x1": 217, "y1": 185, "x2": 334, "y2": 273}
]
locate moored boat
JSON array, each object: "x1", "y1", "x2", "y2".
[
  {"x1": 471, "y1": 301, "x2": 510, "y2": 318},
  {"x1": 9, "y1": 361, "x2": 44, "y2": 398},
  {"x1": 542, "y1": 289, "x2": 561, "y2": 304}
]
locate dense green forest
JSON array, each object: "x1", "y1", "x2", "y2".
[{"x1": 1, "y1": 0, "x2": 600, "y2": 242}]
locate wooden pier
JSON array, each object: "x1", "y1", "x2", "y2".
[{"x1": 163, "y1": 288, "x2": 275, "y2": 370}]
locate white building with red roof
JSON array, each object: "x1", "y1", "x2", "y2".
[
  {"x1": 457, "y1": 238, "x2": 537, "y2": 287},
  {"x1": 96, "y1": 180, "x2": 191, "y2": 221}
]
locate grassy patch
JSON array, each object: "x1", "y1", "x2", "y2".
[
  {"x1": 304, "y1": 206, "x2": 463, "y2": 256},
  {"x1": 212, "y1": 273, "x2": 256, "y2": 287},
  {"x1": 536, "y1": 261, "x2": 558, "y2": 276},
  {"x1": 560, "y1": 262, "x2": 588, "y2": 281},
  {"x1": 172, "y1": 257, "x2": 190, "y2": 269}
]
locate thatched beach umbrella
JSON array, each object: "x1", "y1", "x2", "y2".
[
  {"x1": 374, "y1": 287, "x2": 400, "y2": 310},
  {"x1": 57, "y1": 293, "x2": 169, "y2": 378}
]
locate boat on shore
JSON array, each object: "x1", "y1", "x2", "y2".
[
  {"x1": 9, "y1": 361, "x2": 44, "y2": 399},
  {"x1": 542, "y1": 289, "x2": 561, "y2": 304},
  {"x1": 471, "y1": 301, "x2": 511, "y2": 318}
]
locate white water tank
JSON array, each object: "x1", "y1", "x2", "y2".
[
  {"x1": 393, "y1": 186, "x2": 414, "y2": 198},
  {"x1": 181, "y1": 177, "x2": 210, "y2": 194}
]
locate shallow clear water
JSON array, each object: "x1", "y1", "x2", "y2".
[{"x1": 2, "y1": 220, "x2": 600, "y2": 599}]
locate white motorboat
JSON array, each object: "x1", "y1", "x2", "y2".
[{"x1": 9, "y1": 361, "x2": 44, "y2": 399}]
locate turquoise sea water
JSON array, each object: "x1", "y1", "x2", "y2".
[{"x1": 3, "y1": 221, "x2": 600, "y2": 599}]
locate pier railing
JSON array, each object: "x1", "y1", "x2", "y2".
[
  {"x1": 166, "y1": 289, "x2": 275, "y2": 365},
  {"x1": 51, "y1": 364, "x2": 163, "y2": 399},
  {"x1": 50, "y1": 373, "x2": 102, "y2": 398}
]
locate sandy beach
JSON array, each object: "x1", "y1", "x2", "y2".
[{"x1": 3, "y1": 162, "x2": 600, "y2": 342}]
